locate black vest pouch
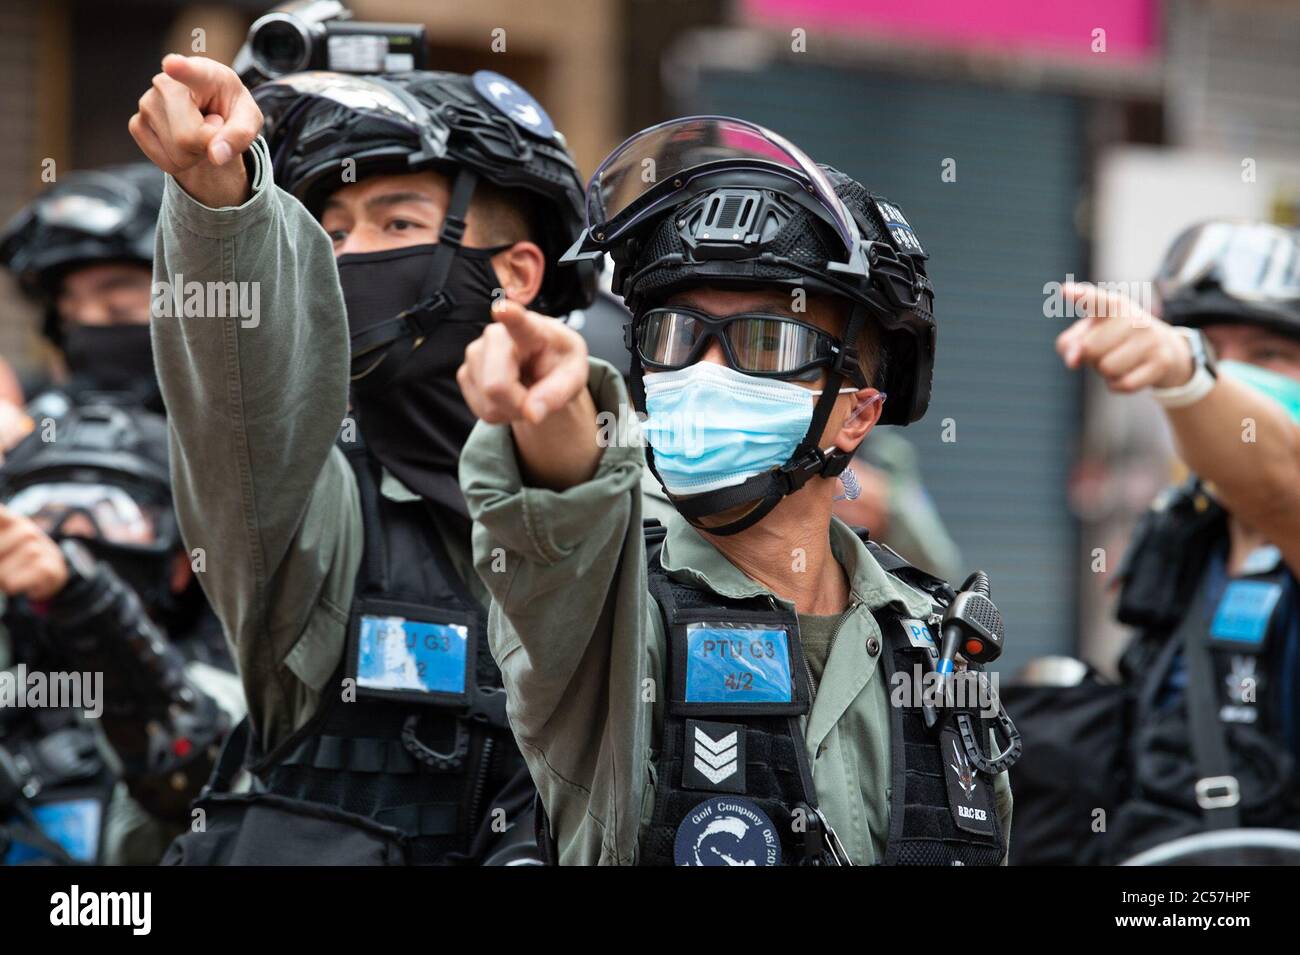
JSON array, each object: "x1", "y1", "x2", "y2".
[
  {"x1": 877, "y1": 613, "x2": 1005, "y2": 866},
  {"x1": 641, "y1": 564, "x2": 829, "y2": 866},
  {"x1": 163, "y1": 717, "x2": 410, "y2": 865}
]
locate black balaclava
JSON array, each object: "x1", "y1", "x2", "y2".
[
  {"x1": 62, "y1": 324, "x2": 158, "y2": 399},
  {"x1": 337, "y1": 242, "x2": 506, "y2": 515}
]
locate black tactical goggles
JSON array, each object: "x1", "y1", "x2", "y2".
[{"x1": 631, "y1": 306, "x2": 856, "y2": 380}]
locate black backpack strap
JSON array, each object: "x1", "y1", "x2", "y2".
[
  {"x1": 1177, "y1": 588, "x2": 1243, "y2": 828},
  {"x1": 201, "y1": 714, "x2": 254, "y2": 798}
]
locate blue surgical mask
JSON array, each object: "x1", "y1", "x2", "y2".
[
  {"x1": 641, "y1": 361, "x2": 860, "y2": 495},
  {"x1": 1219, "y1": 360, "x2": 1300, "y2": 424}
]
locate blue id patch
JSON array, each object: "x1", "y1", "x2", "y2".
[
  {"x1": 356, "y1": 615, "x2": 469, "y2": 696},
  {"x1": 3, "y1": 798, "x2": 102, "y2": 864},
  {"x1": 1210, "y1": 580, "x2": 1283, "y2": 646},
  {"x1": 684, "y1": 624, "x2": 793, "y2": 704}
]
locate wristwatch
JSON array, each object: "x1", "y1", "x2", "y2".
[{"x1": 1151, "y1": 327, "x2": 1218, "y2": 408}]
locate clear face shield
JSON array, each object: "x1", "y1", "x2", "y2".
[
  {"x1": 255, "y1": 71, "x2": 452, "y2": 185},
  {"x1": 584, "y1": 116, "x2": 859, "y2": 253}
]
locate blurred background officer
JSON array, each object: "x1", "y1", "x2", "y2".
[
  {"x1": 1050, "y1": 220, "x2": 1300, "y2": 862},
  {"x1": 127, "y1": 53, "x2": 592, "y2": 864},
  {"x1": 459, "y1": 116, "x2": 1018, "y2": 865},
  {"x1": 0, "y1": 164, "x2": 165, "y2": 423},
  {"x1": 0, "y1": 402, "x2": 240, "y2": 865}
]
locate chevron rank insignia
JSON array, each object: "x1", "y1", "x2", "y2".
[{"x1": 684, "y1": 720, "x2": 746, "y2": 794}]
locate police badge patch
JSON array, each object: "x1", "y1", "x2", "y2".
[
  {"x1": 471, "y1": 70, "x2": 556, "y2": 140},
  {"x1": 673, "y1": 796, "x2": 782, "y2": 866},
  {"x1": 940, "y1": 727, "x2": 995, "y2": 837}
]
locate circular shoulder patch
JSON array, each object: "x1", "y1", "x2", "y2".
[
  {"x1": 673, "y1": 797, "x2": 782, "y2": 866},
  {"x1": 471, "y1": 70, "x2": 555, "y2": 140}
]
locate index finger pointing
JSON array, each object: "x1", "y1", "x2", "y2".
[
  {"x1": 490, "y1": 299, "x2": 547, "y2": 354},
  {"x1": 161, "y1": 54, "x2": 231, "y2": 106}
]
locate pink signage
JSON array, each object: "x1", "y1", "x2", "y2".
[{"x1": 742, "y1": 0, "x2": 1161, "y2": 60}]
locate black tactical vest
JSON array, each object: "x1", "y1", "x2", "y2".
[
  {"x1": 166, "y1": 442, "x2": 530, "y2": 865},
  {"x1": 1110, "y1": 480, "x2": 1300, "y2": 859},
  {"x1": 635, "y1": 527, "x2": 1008, "y2": 866}
]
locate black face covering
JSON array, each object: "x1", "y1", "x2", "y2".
[
  {"x1": 336, "y1": 242, "x2": 505, "y2": 514},
  {"x1": 61, "y1": 324, "x2": 158, "y2": 399}
]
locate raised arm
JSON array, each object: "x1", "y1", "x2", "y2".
[
  {"x1": 1057, "y1": 281, "x2": 1300, "y2": 574},
  {"x1": 458, "y1": 301, "x2": 653, "y2": 863},
  {"x1": 130, "y1": 55, "x2": 361, "y2": 747}
]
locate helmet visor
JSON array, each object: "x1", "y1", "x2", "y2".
[
  {"x1": 1157, "y1": 220, "x2": 1300, "y2": 304},
  {"x1": 33, "y1": 174, "x2": 141, "y2": 238},
  {"x1": 586, "y1": 116, "x2": 856, "y2": 251},
  {"x1": 255, "y1": 71, "x2": 443, "y2": 151},
  {"x1": 7, "y1": 482, "x2": 163, "y2": 546}
]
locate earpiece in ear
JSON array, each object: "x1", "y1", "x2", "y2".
[{"x1": 834, "y1": 466, "x2": 861, "y2": 502}]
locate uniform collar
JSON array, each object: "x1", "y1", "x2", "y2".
[{"x1": 659, "y1": 511, "x2": 936, "y2": 618}]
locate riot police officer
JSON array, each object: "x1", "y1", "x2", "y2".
[
  {"x1": 0, "y1": 163, "x2": 165, "y2": 415},
  {"x1": 1056, "y1": 219, "x2": 1300, "y2": 860},
  {"x1": 457, "y1": 116, "x2": 1018, "y2": 865},
  {"x1": 0, "y1": 402, "x2": 238, "y2": 864},
  {"x1": 127, "y1": 54, "x2": 592, "y2": 864}
]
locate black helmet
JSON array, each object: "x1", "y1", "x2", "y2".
[
  {"x1": 1156, "y1": 219, "x2": 1300, "y2": 341},
  {"x1": 0, "y1": 164, "x2": 162, "y2": 342},
  {"x1": 253, "y1": 69, "x2": 594, "y2": 318},
  {"x1": 0, "y1": 403, "x2": 183, "y2": 616},
  {"x1": 564, "y1": 116, "x2": 935, "y2": 534}
]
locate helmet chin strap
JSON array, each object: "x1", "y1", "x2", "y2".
[
  {"x1": 638, "y1": 303, "x2": 872, "y2": 537},
  {"x1": 348, "y1": 167, "x2": 480, "y2": 390}
]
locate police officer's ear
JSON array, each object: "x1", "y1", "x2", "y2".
[
  {"x1": 831, "y1": 388, "x2": 885, "y2": 454},
  {"x1": 490, "y1": 241, "x2": 546, "y2": 308}
]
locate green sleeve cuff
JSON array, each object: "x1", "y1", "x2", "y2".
[
  {"x1": 460, "y1": 357, "x2": 645, "y2": 566},
  {"x1": 161, "y1": 137, "x2": 275, "y2": 238}
]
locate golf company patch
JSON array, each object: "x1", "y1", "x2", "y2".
[
  {"x1": 683, "y1": 719, "x2": 745, "y2": 793},
  {"x1": 941, "y1": 728, "x2": 995, "y2": 837},
  {"x1": 674, "y1": 797, "x2": 782, "y2": 866},
  {"x1": 472, "y1": 70, "x2": 555, "y2": 139}
]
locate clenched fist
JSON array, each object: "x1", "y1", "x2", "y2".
[
  {"x1": 1056, "y1": 281, "x2": 1194, "y2": 394},
  {"x1": 129, "y1": 54, "x2": 262, "y2": 208},
  {"x1": 0, "y1": 505, "x2": 68, "y2": 603}
]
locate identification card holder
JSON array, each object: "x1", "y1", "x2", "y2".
[
  {"x1": 1208, "y1": 579, "x2": 1284, "y2": 653},
  {"x1": 669, "y1": 612, "x2": 810, "y2": 718},
  {"x1": 3, "y1": 788, "x2": 107, "y2": 864},
  {"x1": 347, "y1": 598, "x2": 476, "y2": 708}
]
